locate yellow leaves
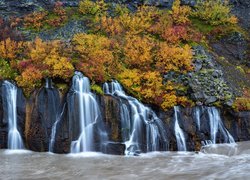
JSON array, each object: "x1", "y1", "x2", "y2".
[
  {"x1": 156, "y1": 43, "x2": 193, "y2": 73},
  {"x1": 118, "y1": 69, "x2": 164, "y2": 104},
  {"x1": 161, "y1": 92, "x2": 178, "y2": 110},
  {"x1": 0, "y1": 38, "x2": 23, "y2": 60},
  {"x1": 44, "y1": 49, "x2": 74, "y2": 80},
  {"x1": 27, "y1": 38, "x2": 50, "y2": 63},
  {"x1": 14, "y1": 37, "x2": 74, "y2": 95},
  {"x1": 15, "y1": 66, "x2": 43, "y2": 95},
  {"x1": 171, "y1": 0, "x2": 191, "y2": 25},
  {"x1": 124, "y1": 35, "x2": 154, "y2": 69},
  {"x1": 72, "y1": 33, "x2": 114, "y2": 82},
  {"x1": 79, "y1": 0, "x2": 108, "y2": 16}
]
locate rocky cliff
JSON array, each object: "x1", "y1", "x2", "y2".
[{"x1": 0, "y1": 81, "x2": 249, "y2": 154}]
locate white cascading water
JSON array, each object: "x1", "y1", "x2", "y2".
[
  {"x1": 70, "y1": 72, "x2": 104, "y2": 153},
  {"x1": 2, "y1": 81, "x2": 24, "y2": 149},
  {"x1": 174, "y1": 106, "x2": 187, "y2": 151},
  {"x1": 206, "y1": 107, "x2": 235, "y2": 145},
  {"x1": 49, "y1": 103, "x2": 66, "y2": 152},
  {"x1": 103, "y1": 81, "x2": 167, "y2": 155},
  {"x1": 194, "y1": 106, "x2": 202, "y2": 131}
]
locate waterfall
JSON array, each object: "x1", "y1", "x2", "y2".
[
  {"x1": 193, "y1": 106, "x2": 235, "y2": 146},
  {"x1": 174, "y1": 106, "x2": 187, "y2": 151},
  {"x1": 103, "y1": 81, "x2": 168, "y2": 155},
  {"x1": 70, "y1": 72, "x2": 107, "y2": 153},
  {"x1": 49, "y1": 103, "x2": 66, "y2": 152},
  {"x1": 194, "y1": 106, "x2": 202, "y2": 131},
  {"x1": 45, "y1": 78, "x2": 53, "y2": 89},
  {"x1": 2, "y1": 81, "x2": 24, "y2": 149},
  {"x1": 206, "y1": 107, "x2": 235, "y2": 145}
]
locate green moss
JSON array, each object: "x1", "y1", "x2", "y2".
[
  {"x1": 91, "y1": 84, "x2": 104, "y2": 95},
  {"x1": 190, "y1": 17, "x2": 214, "y2": 34},
  {"x1": 55, "y1": 83, "x2": 69, "y2": 94}
]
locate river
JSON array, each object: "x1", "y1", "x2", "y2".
[{"x1": 1, "y1": 142, "x2": 250, "y2": 180}]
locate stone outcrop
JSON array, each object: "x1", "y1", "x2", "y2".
[{"x1": 0, "y1": 81, "x2": 249, "y2": 153}]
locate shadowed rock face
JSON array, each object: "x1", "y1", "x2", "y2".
[
  {"x1": 25, "y1": 87, "x2": 60, "y2": 152},
  {"x1": 0, "y1": 81, "x2": 249, "y2": 154},
  {"x1": 0, "y1": 0, "x2": 80, "y2": 17}
]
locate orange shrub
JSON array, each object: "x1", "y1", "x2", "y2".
[
  {"x1": 0, "y1": 38, "x2": 23, "y2": 60},
  {"x1": 72, "y1": 33, "x2": 114, "y2": 82},
  {"x1": 123, "y1": 35, "x2": 155, "y2": 70}
]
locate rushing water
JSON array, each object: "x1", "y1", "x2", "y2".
[
  {"x1": 174, "y1": 106, "x2": 187, "y2": 151},
  {"x1": 1, "y1": 141, "x2": 250, "y2": 180},
  {"x1": 69, "y1": 72, "x2": 108, "y2": 153},
  {"x1": 2, "y1": 81, "x2": 24, "y2": 150},
  {"x1": 49, "y1": 103, "x2": 66, "y2": 152},
  {"x1": 203, "y1": 107, "x2": 235, "y2": 145},
  {"x1": 103, "y1": 81, "x2": 168, "y2": 155}
]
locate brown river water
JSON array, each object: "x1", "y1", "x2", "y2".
[{"x1": 0, "y1": 142, "x2": 250, "y2": 180}]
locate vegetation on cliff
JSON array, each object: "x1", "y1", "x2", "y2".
[{"x1": 0, "y1": 0, "x2": 249, "y2": 111}]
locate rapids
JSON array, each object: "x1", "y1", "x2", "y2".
[{"x1": 0, "y1": 141, "x2": 249, "y2": 179}]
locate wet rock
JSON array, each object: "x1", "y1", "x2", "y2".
[
  {"x1": 188, "y1": 46, "x2": 235, "y2": 106},
  {"x1": 205, "y1": 96, "x2": 217, "y2": 105},
  {"x1": 99, "y1": 95, "x2": 122, "y2": 142},
  {"x1": 26, "y1": 87, "x2": 60, "y2": 152},
  {"x1": 102, "y1": 142, "x2": 125, "y2": 155}
]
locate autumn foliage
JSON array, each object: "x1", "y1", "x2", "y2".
[
  {"x1": 72, "y1": 33, "x2": 113, "y2": 82},
  {"x1": 0, "y1": 0, "x2": 241, "y2": 109}
]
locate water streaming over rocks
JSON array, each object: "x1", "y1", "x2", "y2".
[
  {"x1": 174, "y1": 106, "x2": 187, "y2": 151},
  {"x1": 103, "y1": 81, "x2": 168, "y2": 155},
  {"x1": 204, "y1": 107, "x2": 235, "y2": 145},
  {"x1": 49, "y1": 103, "x2": 66, "y2": 152},
  {"x1": 69, "y1": 72, "x2": 108, "y2": 153},
  {"x1": 2, "y1": 81, "x2": 24, "y2": 149}
]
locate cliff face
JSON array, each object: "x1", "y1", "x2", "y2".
[
  {"x1": 0, "y1": 82, "x2": 249, "y2": 154},
  {"x1": 0, "y1": 0, "x2": 249, "y2": 154}
]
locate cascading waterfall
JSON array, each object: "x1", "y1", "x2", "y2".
[
  {"x1": 103, "y1": 81, "x2": 168, "y2": 155},
  {"x1": 174, "y1": 106, "x2": 187, "y2": 151},
  {"x1": 70, "y1": 72, "x2": 107, "y2": 153},
  {"x1": 194, "y1": 106, "x2": 203, "y2": 131},
  {"x1": 193, "y1": 106, "x2": 235, "y2": 146},
  {"x1": 206, "y1": 107, "x2": 235, "y2": 145},
  {"x1": 2, "y1": 81, "x2": 24, "y2": 149},
  {"x1": 49, "y1": 103, "x2": 66, "y2": 152}
]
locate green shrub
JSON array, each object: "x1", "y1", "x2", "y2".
[
  {"x1": 79, "y1": 0, "x2": 107, "y2": 16},
  {"x1": 0, "y1": 59, "x2": 17, "y2": 80},
  {"x1": 91, "y1": 84, "x2": 104, "y2": 95},
  {"x1": 192, "y1": 0, "x2": 237, "y2": 26}
]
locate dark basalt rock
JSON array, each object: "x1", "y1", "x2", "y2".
[
  {"x1": 26, "y1": 86, "x2": 60, "y2": 152},
  {"x1": 0, "y1": 0, "x2": 80, "y2": 17},
  {"x1": 98, "y1": 95, "x2": 122, "y2": 142},
  {"x1": 211, "y1": 32, "x2": 249, "y2": 66}
]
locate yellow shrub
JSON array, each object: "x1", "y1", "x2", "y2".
[
  {"x1": 72, "y1": 33, "x2": 113, "y2": 82},
  {"x1": 171, "y1": 0, "x2": 191, "y2": 24},
  {"x1": 0, "y1": 38, "x2": 23, "y2": 60},
  {"x1": 79, "y1": 0, "x2": 107, "y2": 16},
  {"x1": 124, "y1": 35, "x2": 155, "y2": 70},
  {"x1": 156, "y1": 43, "x2": 193, "y2": 73}
]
